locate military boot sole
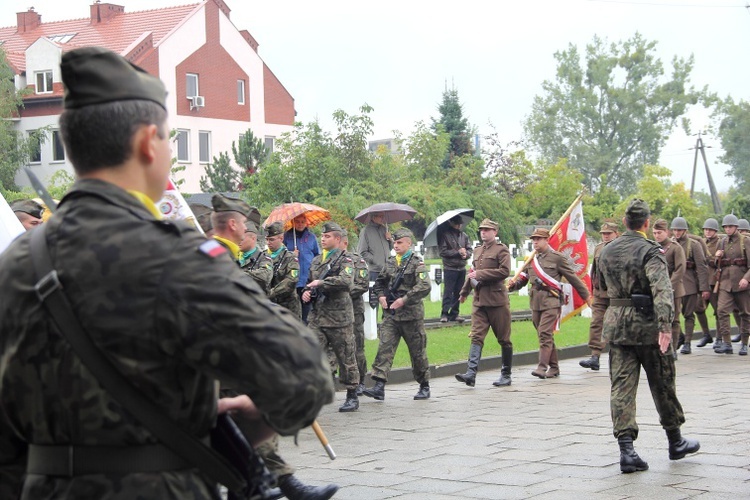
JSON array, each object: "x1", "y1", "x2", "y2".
[
  {"x1": 531, "y1": 369, "x2": 547, "y2": 379},
  {"x1": 338, "y1": 401, "x2": 359, "y2": 412},
  {"x1": 455, "y1": 373, "x2": 476, "y2": 387},
  {"x1": 361, "y1": 390, "x2": 384, "y2": 401},
  {"x1": 492, "y1": 377, "x2": 512, "y2": 387},
  {"x1": 620, "y1": 461, "x2": 649, "y2": 473},
  {"x1": 669, "y1": 441, "x2": 700, "y2": 460}
]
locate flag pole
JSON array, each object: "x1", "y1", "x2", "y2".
[{"x1": 511, "y1": 190, "x2": 586, "y2": 280}]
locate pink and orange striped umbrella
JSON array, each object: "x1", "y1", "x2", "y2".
[{"x1": 264, "y1": 202, "x2": 330, "y2": 231}]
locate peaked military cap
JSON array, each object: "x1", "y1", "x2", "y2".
[
  {"x1": 625, "y1": 199, "x2": 650, "y2": 219},
  {"x1": 11, "y1": 199, "x2": 44, "y2": 219},
  {"x1": 321, "y1": 221, "x2": 343, "y2": 234},
  {"x1": 244, "y1": 220, "x2": 258, "y2": 234},
  {"x1": 530, "y1": 228, "x2": 550, "y2": 239},
  {"x1": 340, "y1": 228, "x2": 348, "y2": 238},
  {"x1": 599, "y1": 222, "x2": 618, "y2": 233},
  {"x1": 189, "y1": 203, "x2": 213, "y2": 233},
  {"x1": 392, "y1": 228, "x2": 414, "y2": 241},
  {"x1": 652, "y1": 219, "x2": 669, "y2": 231},
  {"x1": 478, "y1": 218, "x2": 499, "y2": 230},
  {"x1": 61, "y1": 47, "x2": 167, "y2": 110},
  {"x1": 211, "y1": 194, "x2": 251, "y2": 217},
  {"x1": 265, "y1": 221, "x2": 284, "y2": 237}
]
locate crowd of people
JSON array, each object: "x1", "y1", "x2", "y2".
[{"x1": 4, "y1": 46, "x2": 742, "y2": 498}]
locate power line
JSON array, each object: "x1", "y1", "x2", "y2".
[{"x1": 587, "y1": 0, "x2": 742, "y2": 7}]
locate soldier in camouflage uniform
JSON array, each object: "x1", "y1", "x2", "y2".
[
  {"x1": 211, "y1": 194, "x2": 251, "y2": 262},
  {"x1": 265, "y1": 221, "x2": 302, "y2": 319},
  {"x1": 240, "y1": 220, "x2": 273, "y2": 293},
  {"x1": 10, "y1": 199, "x2": 45, "y2": 231},
  {"x1": 362, "y1": 228, "x2": 432, "y2": 401},
  {"x1": 652, "y1": 219, "x2": 686, "y2": 356},
  {"x1": 579, "y1": 222, "x2": 619, "y2": 371},
  {"x1": 340, "y1": 230, "x2": 370, "y2": 394},
  {"x1": 303, "y1": 222, "x2": 360, "y2": 412},
  {"x1": 598, "y1": 199, "x2": 699, "y2": 474},
  {"x1": 0, "y1": 47, "x2": 333, "y2": 499}
]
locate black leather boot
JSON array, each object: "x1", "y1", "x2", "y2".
[
  {"x1": 618, "y1": 435, "x2": 648, "y2": 473},
  {"x1": 413, "y1": 381, "x2": 430, "y2": 400},
  {"x1": 278, "y1": 474, "x2": 339, "y2": 500},
  {"x1": 493, "y1": 346, "x2": 513, "y2": 386},
  {"x1": 667, "y1": 428, "x2": 700, "y2": 460},
  {"x1": 362, "y1": 379, "x2": 385, "y2": 400},
  {"x1": 455, "y1": 344, "x2": 482, "y2": 387},
  {"x1": 579, "y1": 354, "x2": 600, "y2": 371},
  {"x1": 677, "y1": 333, "x2": 685, "y2": 348},
  {"x1": 695, "y1": 333, "x2": 712, "y2": 347},
  {"x1": 338, "y1": 389, "x2": 359, "y2": 412}
]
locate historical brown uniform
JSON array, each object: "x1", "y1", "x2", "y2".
[
  {"x1": 675, "y1": 233, "x2": 709, "y2": 345},
  {"x1": 527, "y1": 229, "x2": 591, "y2": 378},
  {"x1": 587, "y1": 241, "x2": 611, "y2": 357},
  {"x1": 660, "y1": 238, "x2": 686, "y2": 350},
  {"x1": 716, "y1": 232, "x2": 750, "y2": 348}
]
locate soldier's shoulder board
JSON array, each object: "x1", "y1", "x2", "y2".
[{"x1": 198, "y1": 239, "x2": 228, "y2": 258}]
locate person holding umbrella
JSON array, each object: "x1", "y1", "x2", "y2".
[
  {"x1": 285, "y1": 215, "x2": 321, "y2": 323},
  {"x1": 357, "y1": 212, "x2": 392, "y2": 282},
  {"x1": 439, "y1": 215, "x2": 473, "y2": 322}
]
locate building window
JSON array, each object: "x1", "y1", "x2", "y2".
[
  {"x1": 35, "y1": 70, "x2": 53, "y2": 94},
  {"x1": 264, "y1": 137, "x2": 274, "y2": 154},
  {"x1": 27, "y1": 131, "x2": 41, "y2": 163},
  {"x1": 237, "y1": 80, "x2": 245, "y2": 105},
  {"x1": 52, "y1": 130, "x2": 65, "y2": 162},
  {"x1": 199, "y1": 131, "x2": 210, "y2": 164},
  {"x1": 176, "y1": 129, "x2": 189, "y2": 162},
  {"x1": 186, "y1": 73, "x2": 199, "y2": 98}
]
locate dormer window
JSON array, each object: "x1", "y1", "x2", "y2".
[
  {"x1": 47, "y1": 33, "x2": 77, "y2": 44},
  {"x1": 35, "y1": 70, "x2": 53, "y2": 94}
]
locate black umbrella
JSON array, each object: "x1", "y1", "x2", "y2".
[
  {"x1": 355, "y1": 202, "x2": 417, "y2": 225},
  {"x1": 423, "y1": 208, "x2": 475, "y2": 247}
]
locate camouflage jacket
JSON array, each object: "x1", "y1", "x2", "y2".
[
  {"x1": 348, "y1": 251, "x2": 369, "y2": 314},
  {"x1": 374, "y1": 251, "x2": 431, "y2": 322},
  {"x1": 0, "y1": 179, "x2": 332, "y2": 499},
  {"x1": 240, "y1": 248, "x2": 273, "y2": 294},
  {"x1": 307, "y1": 249, "x2": 354, "y2": 327},
  {"x1": 598, "y1": 230, "x2": 674, "y2": 344},
  {"x1": 267, "y1": 246, "x2": 301, "y2": 317}
]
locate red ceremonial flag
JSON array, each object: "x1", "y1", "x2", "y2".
[{"x1": 548, "y1": 198, "x2": 590, "y2": 323}]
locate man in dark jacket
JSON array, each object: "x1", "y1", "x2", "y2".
[{"x1": 439, "y1": 215, "x2": 473, "y2": 322}]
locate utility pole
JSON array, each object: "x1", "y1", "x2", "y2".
[{"x1": 689, "y1": 132, "x2": 722, "y2": 214}]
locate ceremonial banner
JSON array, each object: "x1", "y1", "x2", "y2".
[
  {"x1": 548, "y1": 197, "x2": 590, "y2": 323},
  {"x1": 0, "y1": 193, "x2": 25, "y2": 255},
  {"x1": 156, "y1": 179, "x2": 204, "y2": 234}
]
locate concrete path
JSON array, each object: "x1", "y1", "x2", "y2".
[{"x1": 282, "y1": 345, "x2": 750, "y2": 499}]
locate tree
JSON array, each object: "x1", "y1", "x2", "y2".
[
  {"x1": 199, "y1": 152, "x2": 239, "y2": 192},
  {"x1": 715, "y1": 98, "x2": 750, "y2": 190},
  {"x1": 523, "y1": 33, "x2": 703, "y2": 195},
  {"x1": 431, "y1": 86, "x2": 473, "y2": 169},
  {"x1": 233, "y1": 129, "x2": 268, "y2": 180},
  {"x1": 483, "y1": 126, "x2": 536, "y2": 198},
  {"x1": 513, "y1": 159, "x2": 585, "y2": 222},
  {"x1": 0, "y1": 48, "x2": 49, "y2": 193}
]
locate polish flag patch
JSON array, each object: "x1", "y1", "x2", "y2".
[{"x1": 199, "y1": 239, "x2": 228, "y2": 258}]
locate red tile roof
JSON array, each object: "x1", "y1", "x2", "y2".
[{"x1": 0, "y1": 3, "x2": 201, "y2": 73}]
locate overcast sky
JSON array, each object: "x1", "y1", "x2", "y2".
[{"x1": 1, "y1": 0, "x2": 747, "y2": 195}]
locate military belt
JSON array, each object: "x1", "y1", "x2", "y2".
[
  {"x1": 27, "y1": 443, "x2": 193, "y2": 476},
  {"x1": 719, "y1": 258, "x2": 748, "y2": 267},
  {"x1": 685, "y1": 261, "x2": 695, "y2": 269},
  {"x1": 609, "y1": 298, "x2": 633, "y2": 307}
]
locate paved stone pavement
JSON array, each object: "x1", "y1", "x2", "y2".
[{"x1": 281, "y1": 345, "x2": 750, "y2": 499}]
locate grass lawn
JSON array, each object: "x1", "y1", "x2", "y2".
[{"x1": 366, "y1": 291, "x2": 720, "y2": 369}]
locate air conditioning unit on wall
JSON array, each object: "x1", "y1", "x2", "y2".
[{"x1": 189, "y1": 95, "x2": 205, "y2": 109}]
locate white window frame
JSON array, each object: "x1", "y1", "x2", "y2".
[
  {"x1": 264, "y1": 136, "x2": 275, "y2": 155},
  {"x1": 237, "y1": 79, "x2": 246, "y2": 105},
  {"x1": 51, "y1": 130, "x2": 65, "y2": 162},
  {"x1": 35, "y1": 70, "x2": 53, "y2": 94},
  {"x1": 186, "y1": 73, "x2": 199, "y2": 99},
  {"x1": 176, "y1": 129, "x2": 190, "y2": 162},
  {"x1": 27, "y1": 131, "x2": 41, "y2": 164},
  {"x1": 199, "y1": 131, "x2": 211, "y2": 164}
]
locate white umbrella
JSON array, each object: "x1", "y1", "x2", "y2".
[{"x1": 423, "y1": 208, "x2": 475, "y2": 247}]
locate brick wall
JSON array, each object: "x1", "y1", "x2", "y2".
[{"x1": 264, "y1": 63, "x2": 294, "y2": 126}]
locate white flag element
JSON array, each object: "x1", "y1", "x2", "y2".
[{"x1": 0, "y1": 193, "x2": 25, "y2": 255}]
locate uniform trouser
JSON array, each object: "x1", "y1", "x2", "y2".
[
  {"x1": 717, "y1": 289, "x2": 750, "y2": 343},
  {"x1": 371, "y1": 316, "x2": 429, "y2": 384},
  {"x1": 587, "y1": 296, "x2": 609, "y2": 355},
  {"x1": 671, "y1": 296, "x2": 683, "y2": 350},
  {"x1": 609, "y1": 344, "x2": 685, "y2": 439},
  {"x1": 352, "y1": 299, "x2": 367, "y2": 383},
  {"x1": 532, "y1": 308, "x2": 559, "y2": 369},
  {"x1": 314, "y1": 324, "x2": 359, "y2": 389},
  {"x1": 680, "y1": 293, "x2": 702, "y2": 338},
  {"x1": 256, "y1": 434, "x2": 294, "y2": 478},
  {"x1": 441, "y1": 269, "x2": 466, "y2": 319},
  {"x1": 469, "y1": 304, "x2": 511, "y2": 349},
  {"x1": 701, "y1": 290, "x2": 742, "y2": 330}
]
